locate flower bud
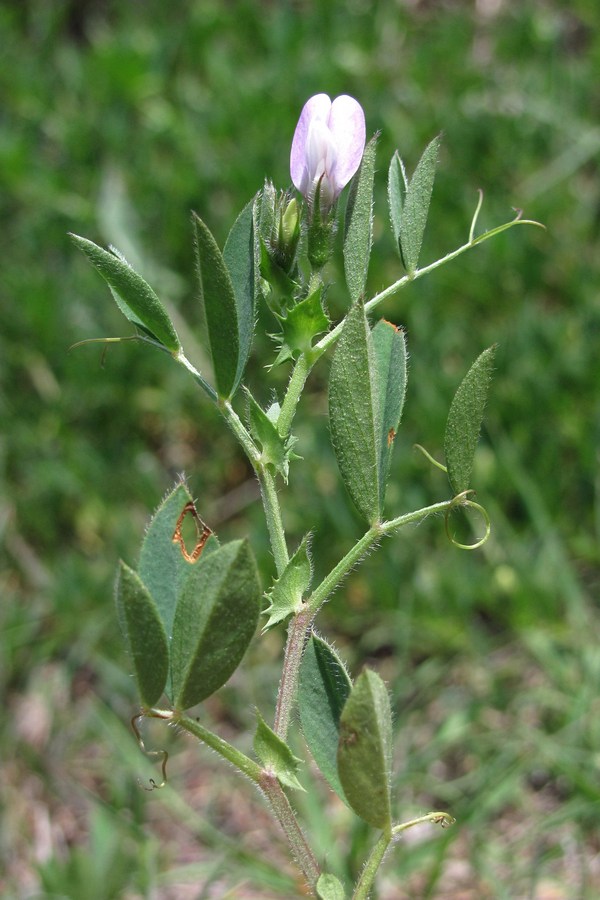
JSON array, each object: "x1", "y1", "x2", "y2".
[{"x1": 290, "y1": 93, "x2": 366, "y2": 213}]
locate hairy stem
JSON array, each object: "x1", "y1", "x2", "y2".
[
  {"x1": 277, "y1": 351, "x2": 315, "y2": 439},
  {"x1": 273, "y1": 605, "x2": 314, "y2": 739},
  {"x1": 177, "y1": 713, "x2": 321, "y2": 891},
  {"x1": 352, "y1": 812, "x2": 455, "y2": 899},
  {"x1": 175, "y1": 713, "x2": 262, "y2": 783},
  {"x1": 259, "y1": 772, "x2": 321, "y2": 890},
  {"x1": 352, "y1": 829, "x2": 392, "y2": 900},
  {"x1": 273, "y1": 502, "x2": 452, "y2": 744},
  {"x1": 258, "y1": 467, "x2": 289, "y2": 576},
  {"x1": 306, "y1": 524, "x2": 383, "y2": 616},
  {"x1": 381, "y1": 498, "x2": 454, "y2": 537}
]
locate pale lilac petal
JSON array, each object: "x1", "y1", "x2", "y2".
[
  {"x1": 290, "y1": 94, "x2": 332, "y2": 194},
  {"x1": 306, "y1": 118, "x2": 337, "y2": 184},
  {"x1": 327, "y1": 95, "x2": 366, "y2": 194}
]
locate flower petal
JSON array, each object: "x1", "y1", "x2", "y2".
[
  {"x1": 290, "y1": 94, "x2": 332, "y2": 195},
  {"x1": 327, "y1": 95, "x2": 366, "y2": 194}
]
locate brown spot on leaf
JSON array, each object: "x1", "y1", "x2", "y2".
[
  {"x1": 172, "y1": 501, "x2": 212, "y2": 563},
  {"x1": 387, "y1": 427, "x2": 396, "y2": 447}
]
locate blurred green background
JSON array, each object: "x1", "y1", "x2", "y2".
[{"x1": 1, "y1": 0, "x2": 599, "y2": 897}]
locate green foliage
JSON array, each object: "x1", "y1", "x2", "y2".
[
  {"x1": 138, "y1": 481, "x2": 219, "y2": 639},
  {"x1": 223, "y1": 198, "x2": 258, "y2": 390},
  {"x1": 298, "y1": 634, "x2": 352, "y2": 802},
  {"x1": 120, "y1": 483, "x2": 261, "y2": 710},
  {"x1": 271, "y1": 285, "x2": 330, "y2": 366},
  {"x1": 115, "y1": 562, "x2": 169, "y2": 707},
  {"x1": 329, "y1": 303, "x2": 407, "y2": 522},
  {"x1": 193, "y1": 212, "x2": 242, "y2": 398},
  {"x1": 371, "y1": 320, "x2": 408, "y2": 505},
  {"x1": 246, "y1": 392, "x2": 299, "y2": 481},
  {"x1": 254, "y1": 711, "x2": 305, "y2": 791},
  {"x1": 343, "y1": 134, "x2": 378, "y2": 302},
  {"x1": 387, "y1": 135, "x2": 441, "y2": 273},
  {"x1": 316, "y1": 872, "x2": 346, "y2": 899},
  {"x1": 70, "y1": 234, "x2": 180, "y2": 351},
  {"x1": 4, "y1": 1, "x2": 600, "y2": 895},
  {"x1": 328, "y1": 301, "x2": 380, "y2": 524},
  {"x1": 445, "y1": 346, "x2": 496, "y2": 494},
  {"x1": 263, "y1": 534, "x2": 313, "y2": 632},
  {"x1": 170, "y1": 539, "x2": 261, "y2": 709},
  {"x1": 337, "y1": 670, "x2": 393, "y2": 831}
]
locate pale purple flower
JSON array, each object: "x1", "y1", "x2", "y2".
[{"x1": 290, "y1": 94, "x2": 366, "y2": 209}]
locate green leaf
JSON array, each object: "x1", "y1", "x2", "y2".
[
  {"x1": 271, "y1": 285, "x2": 330, "y2": 367},
  {"x1": 115, "y1": 562, "x2": 169, "y2": 707},
  {"x1": 262, "y1": 534, "x2": 313, "y2": 632},
  {"x1": 170, "y1": 539, "x2": 261, "y2": 709},
  {"x1": 371, "y1": 320, "x2": 408, "y2": 509},
  {"x1": 223, "y1": 198, "x2": 257, "y2": 390},
  {"x1": 444, "y1": 345, "x2": 496, "y2": 495},
  {"x1": 193, "y1": 212, "x2": 240, "y2": 399},
  {"x1": 253, "y1": 711, "x2": 305, "y2": 791},
  {"x1": 246, "y1": 390, "x2": 299, "y2": 482},
  {"x1": 138, "y1": 482, "x2": 218, "y2": 642},
  {"x1": 343, "y1": 133, "x2": 378, "y2": 302},
  {"x1": 399, "y1": 135, "x2": 441, "y2": 273},
  {"x1": 328, "y1": 301, "x2": 381, "y2": 524},
  {"x1": 387, "y1": 150, "x2": 408, "y2": 258},
  {"x1": 337, "y1": 669, "x2": 393, "y2": 830},
  {"x1": 316, "y1": 873, "x2": 346, "y2": 900},
  {"x1": 298, "y1": 634, "x2": 352, "y2": 803},
  {"x1": 70, "y1": 234, "x2": 180, "y2": 352}
]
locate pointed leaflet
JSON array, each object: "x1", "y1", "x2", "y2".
[
  {"x1": 329, "y1": 301, "x2": 381, "y2": 524},
  {"x1": 343, "y1": 133, "x2": 378, "y2": 302},
  {"x1": 317, "y1": 874, "x2": 346, "y2": 900},
  {"x1": 387, "y1": 150, "x2": 408, "y2": 257},
  {"x1": 193, "y1": 213, "x2": 240, "y2": 398},
  {"x1": 70, "y1": 234, "x2": 180, "y2": 352},
  {"x1": 337, "y1": 669, "x2": 393, "y2": 830},
  {"x1": 298, "y1": 634, "x2": 352, "y2": 803},
  {"x1": 170, "y1": 539, "x2": 260, "y2": 709},
  {"x1": 262, "y1": 534, "x2": 312, "y2": 632},
  {"x1": 223, "y1": 198, "x2": 257, "y2": 390},
  {"x1": 395, "y1": 135, "x2": 441, "y2": 273},
  {"x1": 371, "y1": 320, "x2": 408, "y2": 509},
  {"x1": 444, "y1": 345, "x2": 496, "y2": 494},
  {"x1": 253, "y1": 711, "x2": 304, "y2": 791},
  {"x1": 138, "y1": 482, "x2": 218, "y2": 641},
  {"x1": 246, "y1": 391, "x2": 299, "y2": 482},
  {"x1": 115, "y1": 562, "x2": 169, "y2": 707}
]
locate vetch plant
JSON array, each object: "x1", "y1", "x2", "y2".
[{"x1": 71, "y1": 93, "x2": 543, "y2": 898}]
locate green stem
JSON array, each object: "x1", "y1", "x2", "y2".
[
  {"x1": 352, "y1": 829, "x2": 392, "y2": 900},
  {"x1": 306, "y1": 524, "x2": 383, "y2": 617},
  {"x1": 392, "y1": 811, "x2": 455, "y2": 836},
  {"x1": 221, "y1": 398, "x2": 291, "y2": 577},
  {"x1": 277, "y1": 351, "x2": 315, "y2": 438},
  {"x1": 175, "y1": 713, "x2": 262, "y2": 783},
  {"x1": 220, "y1": 398, "x2": 262, "y2": 467},
  {"x1": 258, "y1": 467, "x2": 290, "y2": 576},
  {"x1": 364, "y1": 216, "x2": 543, "y2": 318},
  {"x1": 176, "y1": 350, "x2": 218, "y2": 403},
  {"x1": 272, "y1": 502, "x2": 451, "y2": 744},
  {"x1": 381, "y1": 499, "x2": 454, "y2": 537},
  {"x1": 259, "y1": 771, "x2": 321, "y2": 890},
  {"x1": 177, "y1": 713, "x2": 321, "y2": 890},
  {"x1": 351, "y1": 813, "x2": 455, "y2": 899}
]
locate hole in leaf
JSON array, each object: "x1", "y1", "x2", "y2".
[{"x1": 172, "y1": 502, "x2": 212, "y2": 563}]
